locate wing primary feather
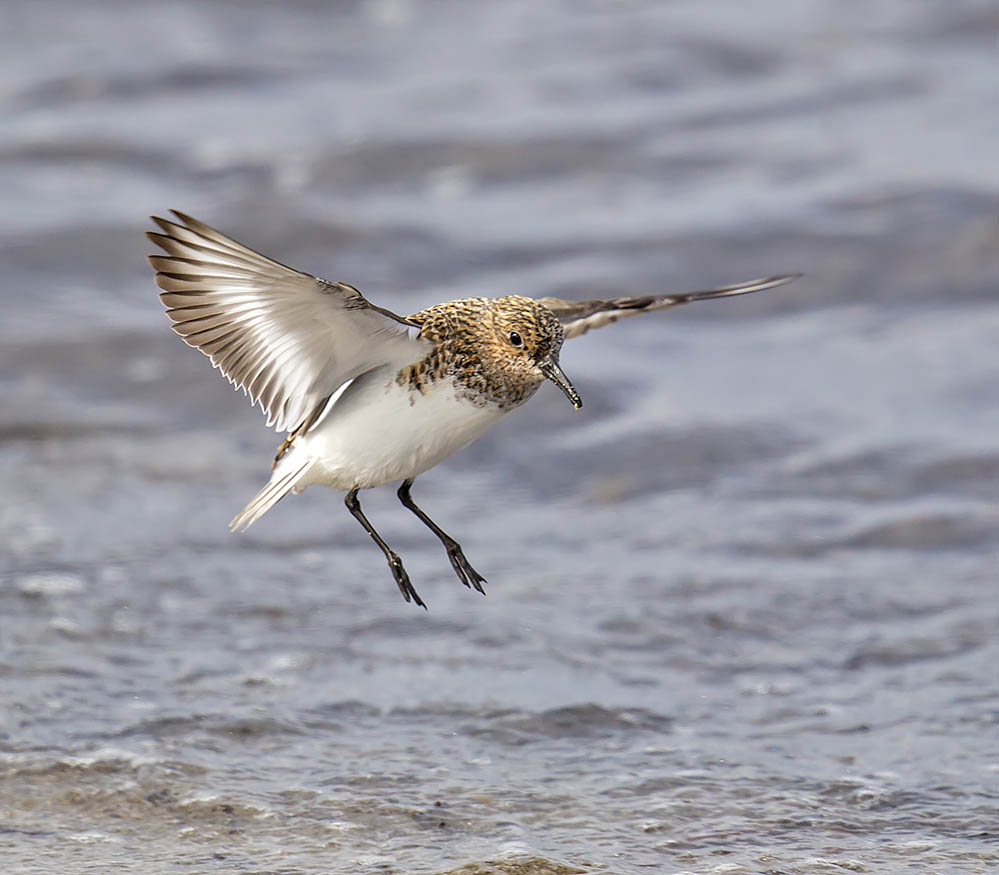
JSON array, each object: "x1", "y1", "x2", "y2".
[
  {"x1": 540, "y1": 273, "x2": 801, "y2": 339},
  {"x1": 148, "y1": 211, "x2": 432, "y2": 433}
]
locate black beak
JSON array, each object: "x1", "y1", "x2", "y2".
[{"x1": 540, "y1": 356, "x2": 582, "y2": 409}]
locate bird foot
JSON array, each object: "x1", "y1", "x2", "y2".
[
  {"x1": 445, "y1": 546, "x2": 487, "y2": 595},
  {"x1": 388, "y1": 554, "x2": 426, "y2": 609}
]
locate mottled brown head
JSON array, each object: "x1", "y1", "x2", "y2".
[
  {"x1": 407, "y1": 295, "x2": 581, "y2": 411},
  {"x1": 487, "y1": 296, "x2": 581, "y2": 409}
]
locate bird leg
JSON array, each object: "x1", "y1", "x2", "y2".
[
  {"x1": 344, "y1": 488, "x2": 426, "y2": 609},
  {"x1": 397, "y1": 479, "x2": 487, "y2": 594}
]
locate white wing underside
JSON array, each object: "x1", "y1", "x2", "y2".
[
  {"x1": 148, "y1": 211, "x2": 432, "y2": 434},
  {"x1": 538, "y1": 274, "x2": 800, "y2": 339}
]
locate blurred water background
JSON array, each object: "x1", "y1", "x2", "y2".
[{"x1": 1, "y1": 1, "x2": 998, "y2": 872}]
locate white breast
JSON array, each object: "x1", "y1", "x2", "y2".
[{"x1": 293, "y1": 368, "x2": 511, "y2": 491}]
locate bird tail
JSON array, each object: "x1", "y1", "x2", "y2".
[{"x1": 229, "y1": 456, "x2": 315, "y2": 532}]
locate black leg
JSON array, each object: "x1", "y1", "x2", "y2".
[
  {"x1": 345, "y1": 488, "x2": 426, "y2": 609},
  {"x1": 397, "y1": 479, "x2": 487, "y2": 595}
]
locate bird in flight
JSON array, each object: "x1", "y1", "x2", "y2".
[{"x1": 148, "y1": 211, "x2": 797, "y2": 607}]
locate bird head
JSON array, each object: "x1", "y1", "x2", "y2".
[{"x1": 489, "y1": 296, "x2": 582, "y2": 410}]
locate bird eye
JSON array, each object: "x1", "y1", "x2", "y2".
[{"x1": 508, "y1": 331, "x2": 524, "y2": 347}]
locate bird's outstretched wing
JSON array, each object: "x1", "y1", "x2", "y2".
[
  {"x1": 148, "y1": 211, "x2": 430, "y2": 434},
  {"x1": 537, "y1": 274, "x2": 800, "y2": 340}
]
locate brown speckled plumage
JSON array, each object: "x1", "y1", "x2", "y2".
[{"x1": 401, "y1": 295, "x2": 566, "y2": 410}]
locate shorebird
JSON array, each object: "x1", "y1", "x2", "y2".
[{"x1": 148, "y1": 211, "x2": 797, "y2": 607}]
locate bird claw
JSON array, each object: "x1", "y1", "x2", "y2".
[
  {"x1": 446, "y1": 547, "x2": 487, "y2": 595},
  {"x1": 389, "y1": 556, "x2": 426, "y2": 609}
]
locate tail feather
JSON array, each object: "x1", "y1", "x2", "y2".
[{"x1": 230, "y1": 457, "x2": 314, "y2": 531}]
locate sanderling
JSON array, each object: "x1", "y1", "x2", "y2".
[{"x1": 148, "y1": 211, "x2": 797, "y2": 607}]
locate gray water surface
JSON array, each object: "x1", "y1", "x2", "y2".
[{"x1": 2, "y1": 1, "x2": 998, "y2": 873}]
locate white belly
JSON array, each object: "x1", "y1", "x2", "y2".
[{"x1": 293, "y1": 371, "x2": 511, "y2": 491}]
